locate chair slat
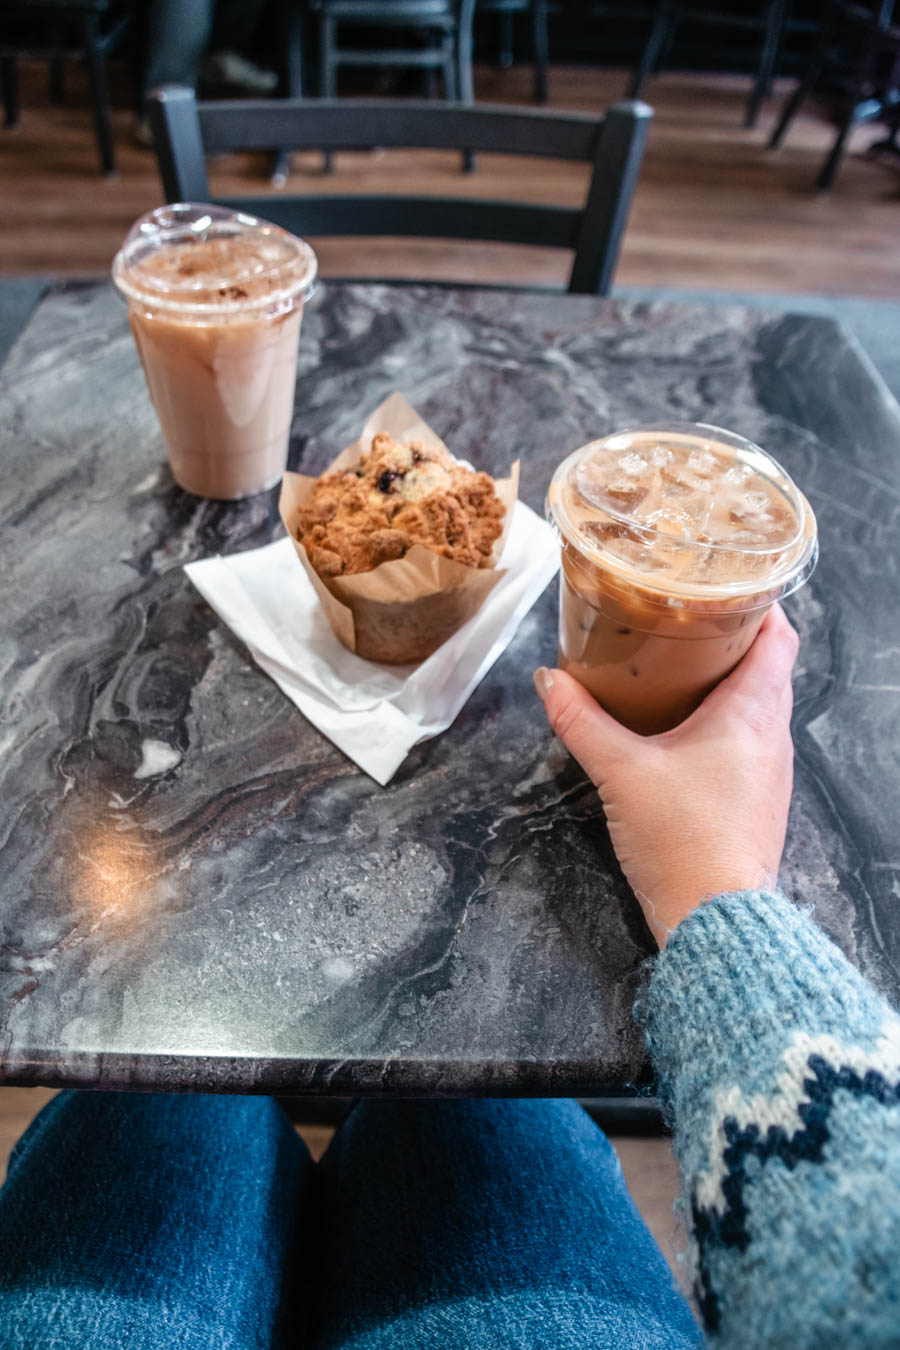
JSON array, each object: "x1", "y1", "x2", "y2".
[
  {"x1": 212, "y1": 194, "x2": 580, "y2": 248},
  {"x1": 197, "y1": 98, "x2": 602, "y2": 160}
]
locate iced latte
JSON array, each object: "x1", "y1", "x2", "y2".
[
  {"x1": 547, "y1": 425, "x2": 818, "y2": 734},
  {"x1": 113, "y1": 204, "x2": 317, "y2": 499}
]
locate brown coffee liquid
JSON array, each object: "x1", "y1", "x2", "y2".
[
  {"x1": 555, "y1": 434, "x2": 802, "y2": 733},
  {"x1": 126, "y1": 237, "x2": 304, "y2": 499}
]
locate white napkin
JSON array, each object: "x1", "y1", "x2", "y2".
[{"x1": 184, "y1": 500, "x2": 560, "y2": 785}]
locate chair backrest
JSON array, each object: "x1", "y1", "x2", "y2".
[{"x1": 148, "y1": 89, "x2": 652, "y2": 295}]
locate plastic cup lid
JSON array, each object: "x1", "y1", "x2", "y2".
[
  {"x1": 111, "y1": 202, "x2": 318, "y2": 318},
  {"x1": 547, "y1": 422, "x2": 818, "y2": 603}
]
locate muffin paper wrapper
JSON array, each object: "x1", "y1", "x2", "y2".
[
  {"x1": 184, "y1": 395, "x2": 558, "y2": 784},
  {"x1": 278, "y1": 394, "x2": 520, "y2": 662}
]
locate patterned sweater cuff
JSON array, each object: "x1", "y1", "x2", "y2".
[
  {"x1": 641, "y1": 889, "x2": 898, "y2": 1114},
  {"x1": 640, "y1": 891, "x2": 900, "y2": 1345}
]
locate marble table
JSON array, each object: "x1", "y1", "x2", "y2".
[{"x1": 1, "y1": 280, "x2": 899, "y2": 1096}]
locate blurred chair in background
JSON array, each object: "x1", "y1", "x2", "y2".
[
  {"x1": 148, "y1": 85, "x2": 652, "y2": 294},
  {"x1": 308, "y1": 0, "x2": 476, "y2": 170},
  {"x1": 769, "y1": 0, "x2": 900, "y2": 189},
  {"x1": 629, "y1": 0, "x2": 791, "y2": 127},
  {"x1": 312, "y1": 0, "x2": 476, "y2": 102},
  {"x1": 477, "y1": 0, "x2": 550, "y2": 103},
  {"x1": 0, "y1": 0, "x2": 131, "y2": 173}
]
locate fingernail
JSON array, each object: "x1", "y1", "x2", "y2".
[{"x1": 533, "y1": 667, "x2": 553, "y2": 701}]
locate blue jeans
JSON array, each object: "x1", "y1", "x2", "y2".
[{"x1": 0, "y1": 1092, "x2": 701, "y2": 1348}]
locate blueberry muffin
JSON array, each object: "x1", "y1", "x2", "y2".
[{"x1": 298, "y1": 432, "x2": 505, "y2": 580}]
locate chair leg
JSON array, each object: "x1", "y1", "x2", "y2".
[
  {"x1": 320, "y1": 12, "x2": 336, "y2": 173},
  {"x1": 457, "y1": 0, "x2": 475, "y2": 102},
  {"x1": 817, "y1": 107, "x2": 859, "y2": 191},
  {"x1": 456, "y1": 0, "x2": 475, "y2": 172},
  {"x1": 769, "y1": 78, "x2": 807, "y2": 147},
  {"x1": 814, "y1": 12, "x2": 883, "y2": 191},
  {"x1": 531, "y1": 0, "x2": 549, "y2": 104},
  {"x1": 498, "y1": 9, "x2": 514, "y2": 69},
  {"x1": 271, "y1": 148, "x2": 292, "y2": 185},
  {"x1": 272, "y1": 0, "x2": 303, "y2": 182},
  {"x1": 2, "y1": 56, "x2": 19, "y2": 129},
  {"x1": 130, "y1": 0, "x2": 147, "y2": 114},
  {"x1": 283, "y1": 2, "x2": 304, "y2": 97},
  {"x1": 319, "y1": 14, "x2": 337, "y2": 96},
  {"x1": 746, "y1": 0, "x2": 786, "y2": 128},
  {"x1": 769, "y1": 20, "x2": 827, "y2": 148},
  {"x1": 628, "y1": 0, "x2": 674, "y2": 100},
  {"x1": 443, "y1": 46, "x2": 458, "y2": 100},
  {"x1": 82, "y1": 14, "x2": 116, "y2": 174},
  {"x1": 442, "y1": 38, "x2": 469, "y2": 167}
]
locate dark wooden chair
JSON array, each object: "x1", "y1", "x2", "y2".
[
  {"x1": 308, "y1": 0, "x2": 476, "y2": 171},
  {"x1": 148, "y1": 87, "x2": 652, "y2": 294},
  {"x1": 0, "y1": 0, "x2": 131, "y2": 174},
  {"x1": 477, "y1": 0, "x2": 550, "y2": 103},
  {"x1": 629, "y1": 0, "x2": 790, "y2": 127},
  {"x1": 769, "y1": 0, "x2": 900, "y2": 190},
  {"x1": 313, "y1": 0, "x2": 475, "y2": 100}
]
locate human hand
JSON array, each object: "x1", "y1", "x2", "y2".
[{"x1": 534, "y1": 605, "x2": 798, "y2": 947}]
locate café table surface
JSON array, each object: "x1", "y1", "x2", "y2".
[{"x1": 1, "y1": 278, "x2": 899, "y2": 1097}]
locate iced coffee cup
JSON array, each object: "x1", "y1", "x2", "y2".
[
  {"x1": 546, "y1": 424, "x2": 818, "y2": 735},
  {"x1": 112, "y1": 203, "x2": 317, "y2": 499}
]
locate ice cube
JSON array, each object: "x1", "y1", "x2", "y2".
[
  {"x1": 604, "y1": 477, "x2": 649, "y2": 509},
  {"x1": 648, "y1": 445, "x2": 673, "y2": 467},
  {"x1": 724, "y1": 464, "x2": 754, "y2": 485},
  {"x1": 728, "y1": 528, "x2": 773, "y2": 548},
  {"x1": 766, "y1": 504, "x2": 799, "y2": 545},
  {"x1": 576, "y1": 461, "x2": 649, "y2": 512},
  {"x1": 609, "y1": 539, "x2": 669, "y2": 572},
  {"x1": 661, "y1": 463, "x2": 710, "y2": 490},
  {"x1": 694, "y1": 546, "x2": 727, "y2": 578},
  {"x1": 576, "y1": 463, "x2": 644, "y2": 512},
  {"x1": 659, "y1": 474, "x2": 692, "y2": 498},
  {"x1": 631, "y1": 547, "x2": 669, "y2": 572},
  {"x1": 660, "y1": 465, "x2": 714, "y2": 504},
  {"x1": 648, "y1": 506, "x2": 697, "y2": 542},
  {"x1": 618, "y1": 452, "x2": 648, "y2": 477},
  {"x1": 582, "y1": 520, "x2": 652, "y2": 548},
  {"x1": 687, "y1": 449, "x2": 716, "y2": 476},
  {"x1": 730, "y1": 505, "x2": 773, "y2": 531}
]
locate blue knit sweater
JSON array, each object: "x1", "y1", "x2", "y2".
[{"x1": 642, "y1": 889, "x2": 900, "y2": 1348}]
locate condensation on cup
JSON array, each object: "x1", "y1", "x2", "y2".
[
  {"x1": 546, "y1": 423, "x2": 818, "y2": 735},
  {"x1": 112, "y1": 203, "x2": 317, "y2": 500}
]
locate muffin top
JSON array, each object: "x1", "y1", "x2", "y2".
[{"x1": 298, "y1": 432, "x2": 505, "y2": 577}]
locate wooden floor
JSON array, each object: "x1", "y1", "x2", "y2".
[
  {"x1": 2, "y1": 61, "x2": 899, "y2": 294},
  {"x1": 0, "y1": 1087, "x2": 685, "y2": 1294}
]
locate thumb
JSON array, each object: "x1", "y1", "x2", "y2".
[{"x1": 534, "y1": 667, "x2": 639, "y2": 788}]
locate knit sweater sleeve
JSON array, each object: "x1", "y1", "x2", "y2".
[{"x1": 641, "y1": 889, "x2": 900, "y2": 1349}]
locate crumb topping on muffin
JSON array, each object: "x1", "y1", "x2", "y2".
[{"x1": 298, "y1": 432, "x2": 505, "y2": 577}]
